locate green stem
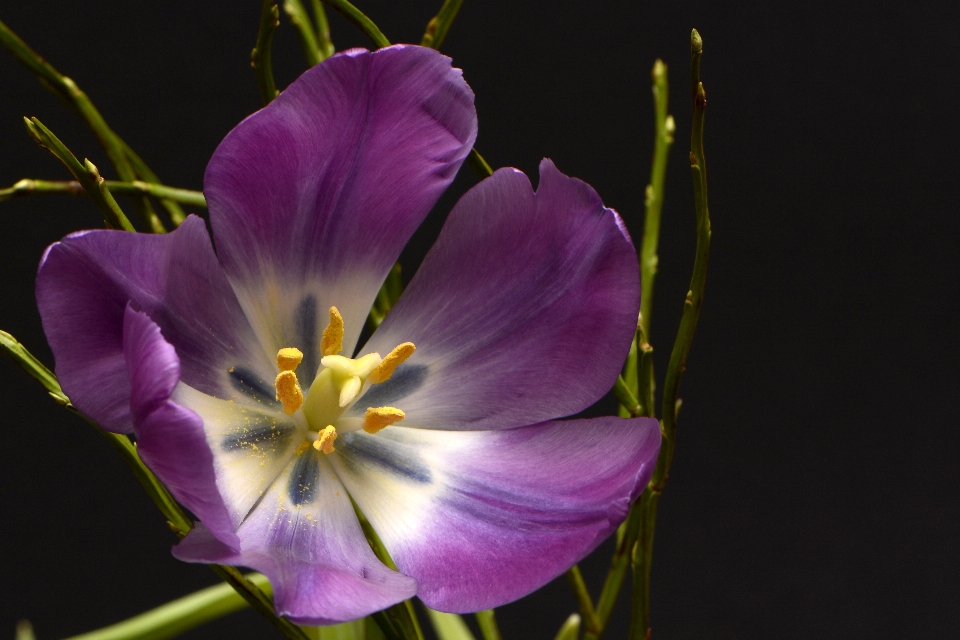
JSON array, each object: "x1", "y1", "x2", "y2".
[
  {"x1": 285, "y1": 0, "x2": 322, "y2": 66},
  {"x1": 22, "y1": 117, "x2": 135, "y2": 231},
  {"x1": 310, "y1": 0, "x2": 335, "y2": 59},
  {"x1": 0, "y1": 330, "x2": 309, "y2": 640},
  {"x1": 0, "y1": 18, "x2": 166, "y2": 232},
  {"x1": 474, "y1": 610, "x2": 502, "y2": 640},
  {"x1": 583, "y1": 503, "x2": 643, "y2": 640},
  {"x1": 0, "y1": 178, "x2": 206, "y2": 208},
  {"x1": 639, "y1": 60, "x2": 675, "y2": 341},
  {"x1": 116, "y1": 140, "x2": 187, "y2": 226},
  {"x1": 252, "y1": 0, "x2": 280, "y2": 105},
  {"x1": 421, "y1": 0, "x2": 464, "y2": 49},
  {"x1": 322, "y1": 0, "x2": 390, "y2": 48},
  {"x1": 64, "y1": 574, "x2": 271, "y2": 640},
  {"x1": 564, "y1": 565, "x2": 599, "y2": 635},
  {"x1": 467, "y1": 148, "x2": 493, "y2": 178},
  {"x1": 553, "y1": 614, "x2": 581, "y2": 640},
  {"x1": 629, "y1": 29, "x2": 712, "y2": 640},
  {"x1": 613, "y1": 375, "x2": 643, "y2": 418},
  {"x1": 351, "y1": 500, "x2": 424, "y2": 640}
]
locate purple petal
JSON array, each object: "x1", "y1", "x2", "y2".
[
  {"x1": 354, "y1": 160, "x2": 640, "y2": 430},
  {"x1": 36, "y1": 216, "x2": 272, "y2": 434},
  {"x1": 204, "y1": 45, "x2": 477, "y2": 357},
  {"x1": 123, "y1": 305, "x2": 239, "y2": 550},
  {"x1": 328, "y1": 416, "x2": 660, "y2": 612},
  {"x1": 174, "y1": 451, "x2": 417, "y2": 625}
]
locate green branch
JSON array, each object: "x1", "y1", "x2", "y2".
[
  {"x1": 0, "y1": 330, "x2": 309, "y2": 640},
  {"x1": 1, "y1": 178, "x2": 206, "y2": 208},
  {"x1": 628, "y1": 28, "x2": 712, "y2": 640},
  {"x1": 310, "y1": 0, "x2": 336, "y2": 59},
  {"x1": 421, "y1": 0, "x2": 464, "y2": 49},
  {"x1": 23, "y1": 117, "x2": 135, "y2": 231},
  {"x1": 0, "y1": 18, "x2": 168, "y2": 232},
  {"x1": 285, "y1": 0, "x2": 321, "y2": 66},
  {"x1": 565, "y1": 565, "x2": 599, "y2": 634},
  {"x1": 252, "y1": 0, "x2": 281, "y2": 105},
  {"x1": 554, "y1": 614, "x2": 581, "y2": 640},
  {"x1": 64, "y1": 574, "x2": 271, "y2": 640},
  {"x1": 640, "y1": 60, "x2": 675, "y2": 340},
  {"x1": 475, "y1": 610, "x2": 502, "y2": 640},
  {"x1": 323, "y1": 0, "x2": 390, "y2": 48}
]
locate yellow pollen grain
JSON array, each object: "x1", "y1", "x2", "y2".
[
  {"x1": 320, "y1": 306, "x2": 344, "y2": 356},
  {"x1": 277, "y1": 347, "x2": 303, "y2": 371},
  {"x1": 275, "y1": 370, "x2": 303, "y2": 415},
  {"x1": 294, "y1": 440, "x2": 311, "y2": 455},
  {"x1": 362, "y1": 406, "x2": 405, "y2": 434},
  {"x1": 368, "y1": 342, "x2": 415, "y2": 384},
  {"x1": 313, "y1": 425, "x2": 337, "y2": 454}
]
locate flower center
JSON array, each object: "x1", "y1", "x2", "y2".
[{"x1": 273, "y1": 306, "x2": 413, "y2": 453}]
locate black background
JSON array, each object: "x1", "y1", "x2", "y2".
[{"x1": 1, "y1": 1, "x2": 958, "y2": 638}]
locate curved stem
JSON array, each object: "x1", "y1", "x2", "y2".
[
  {"x1": 252, "y1": 0, "x2": 280, "y2": 105},
  {"x1": 323, "y1": 0, "x2": 390, "y2": 48},
  {"x1": 64, "y1": 574, "x2": 271, "y2": 640}
]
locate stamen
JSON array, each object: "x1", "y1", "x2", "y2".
[
  {"x1": 277, "y1": 347, "x2": 303, "y2": 372},
  {"x1": 362, "y1": 406, "x2": 405, "y2": 434},
  {"x1": 275, "y1": 370, "x2": 303, "y2": 414},
  {"x1": 313, "y1": 425, "x2": 337, "y2": 454},
  {"x1": 294, "y1": 440, "x2": 311, "y2": 455},
  {"x1": 321, "y1": 306, "x2": 344, "y2": 356},
  {"x1": 369, "y1": 342, "x2": 416, "y2": 384}
]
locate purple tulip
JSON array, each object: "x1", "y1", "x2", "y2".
[{"x1": 36, "y1": 45, "x2": 660, "y2": 625}]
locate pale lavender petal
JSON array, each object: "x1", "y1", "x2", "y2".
[
  {"x1": 36, "y1": 216, "x2": 273, "y2": 434},
  {"x1": 123, "y1": 305, "x2": 239, "y2": 550},
  {"x1": 353, "y1": 160, "x2": 639, "y2": 430},
  {"x1": 174, "y1": 450, "x2": 417, "y2": 625},
  {"x1": 205, "y1": 45, "x2": 477, "y2": 359},
  {"x1": 328, "y1": 416, "x2": 661, "y2": 612}
]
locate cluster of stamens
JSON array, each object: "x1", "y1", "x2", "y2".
[{"x1": 273, "y1": 306, "x2": 413, "y2": 454}]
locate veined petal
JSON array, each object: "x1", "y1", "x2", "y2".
[
  {"x1": 174, "y1": 450, "x2": 417, "y2": 625},
  {"x1": 354, "y1": 160, "x2": 639, "y2": 430},
  {"x1": 123, "y1": 305, "x2": 238, "y2": 549},
  {"x1": 204, "y1": 45, "x2": 477, "y2": 362},
  {"x1": 328, "y1": 416, "x2": 661, "y2": 612},
  {"x1": 171, "y1": 383, "x2": 304, "y2": 530},
  {"x1": 36, "y1": 215, "x2": 274, "y2": 434}
]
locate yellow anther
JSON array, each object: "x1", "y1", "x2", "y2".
[
  {"x1": 277, "y1": 347, "x2": 303, "y2": 372},
  {"x1": 368, "y1": 342, "x2": 416, "y2": 384},
  {"x1": 275, "y1": 370, "x2": 303, "y2": 415},
  {"x1": 362, "y1": 406, "x2": 405, "y2": 434},
  {"x1": 321, "y1": 306, "x2": 344, "y2": 356},
  {"x1": 313, "y1": 425, "x2": 337, "y2": 454}
]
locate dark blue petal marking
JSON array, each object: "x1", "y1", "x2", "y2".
[
  {"x1": 288, "y1": 450, "x2": 321, "y2": 505},
  {"x1": 357, "y1": 363, "x2": 428, "y2": 407},
  {"x1": 294, "y1": 296, "x2": 319, "y2": 387},
  {"x1": 339, "y1": 431, "x2": 431, "y2": 484},
  {"x1": 221, "y1": 418, "x2": 297, "y2": 452},
  {"x1": 229, "y1": 366, "x2": 280, "y2": 407}
]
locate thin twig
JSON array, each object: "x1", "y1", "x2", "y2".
[
  {"x1": 421, "y1": 0, "x2": 464, "y2": 49},
  {"x1": 1, "y1": 178, "x2": 206, "y2": 208},
  {"x1": 22, "y1": 117, "x2": 135, "y2": 231},
  {"x1": 323, "y1": 0, "x2": 390, "y2": 48},
  {"x1": 252, "y1": 0, "x2": 280, "y2": 105},
  {"x1": 284, "y1": 0, "x2": 321, "y2": 66},
  {"x1": 0, "y1": 18, "x2": 166, "y2": 232}
]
